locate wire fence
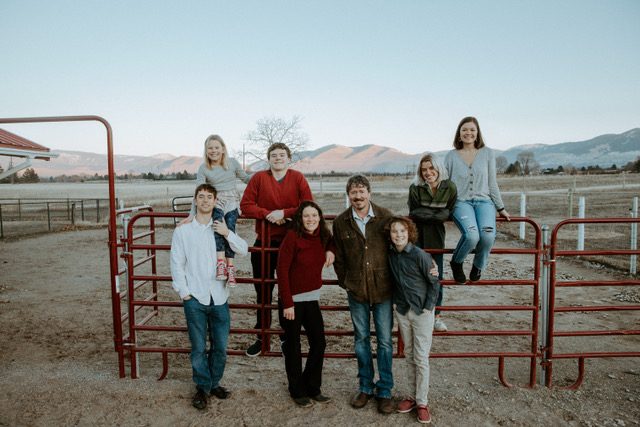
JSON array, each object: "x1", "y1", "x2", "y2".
[
  {"x1": 0, "y1": 198, "x2": 113, "y2": 238},
  {"x1": 501, "y1": 192, "x2": 639, "y2": 272},
  {"x1": 1, "y1": 190, "x2": 638, "y2": 273}
]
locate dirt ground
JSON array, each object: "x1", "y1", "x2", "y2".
[{"x1": 1, "y1": 217, "x2": 639, "y2": 426}]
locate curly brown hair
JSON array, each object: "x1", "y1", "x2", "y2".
[
  {"x1": 384, "y1": 215, "x2": 418, "y2": 245},
  {"x1": 291, "y1": 200, "x2": 332, "y2": 246}
]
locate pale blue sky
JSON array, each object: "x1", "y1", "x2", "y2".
[{"x1": 1, "y1": 0, "x2": 638, "y2": 157}]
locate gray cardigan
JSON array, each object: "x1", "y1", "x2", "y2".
[
  {"x1": 444, "y1": 147, "x2": 505, "y2": 211},
  {"x1": 190, "y1": 157, "x2": 251, "y2": 215}
]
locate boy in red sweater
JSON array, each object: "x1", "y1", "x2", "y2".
[{"x1": 240, "y1": 143, "x2": 314, "y2": 356}]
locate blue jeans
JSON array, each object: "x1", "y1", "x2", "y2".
[
  {"x1": 347, "y1": 292, "x2": 394, "y2": 398},
  {"x1": 451, "y1": 199, "x2": 496, "y2": 270},
  {"x1": 183, "y1": 297, "x2": 230, "y2": 392},
  {"x1": 213, "y1": 208, "x2": 239, "y2": 259}
]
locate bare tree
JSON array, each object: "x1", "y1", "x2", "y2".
[
  {"x1": 496, "y1": 156, "x2": 508, "y2": 173},
  {"x1": 516, "y1": 151, "x2": 540, "y2": 174},
  {"x1": 241, "y1": 115, "x2": 309, "y2": 170}
]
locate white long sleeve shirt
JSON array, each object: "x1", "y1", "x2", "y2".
[{"x1": 170, "y1": 219, "x2": 248, "y2": 305}]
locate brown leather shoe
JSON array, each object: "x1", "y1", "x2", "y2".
[
  {"x1": 377, "y1": 397, "x2": 394, "y2": 415},
  {"x1": 210, "y1": 386, "x2": 231, "y2": 399},
  {"x1": 351, "y1": 391, "x2": 374, "y2": 409}
]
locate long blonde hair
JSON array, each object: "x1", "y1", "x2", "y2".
[{"x1": 203, "y1": 135, "x2": 229, "y2": 170}]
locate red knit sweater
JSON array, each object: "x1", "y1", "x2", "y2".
[
  {"x1": 276, "y1": 228, "x2": 334, "y2": 309},
  {"x1": 240, "y1": 169, "x2": 314, "y2": 239}
]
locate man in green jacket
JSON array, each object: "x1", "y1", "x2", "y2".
[{"x1": 333, "y1": 174, "x2": 395, "y2": 415}]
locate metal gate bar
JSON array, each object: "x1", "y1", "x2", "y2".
[
  {"x1": 544, "y1": 217, "x2": 640, "y2": 389},
  {"x1": 118, "y1": 212, "x2": 543, "y2": 387}
]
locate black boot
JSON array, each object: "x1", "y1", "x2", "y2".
[
  {"x1": 470, "y1": 265, "x2": 482, "y2": 283},
  {"x1": 450, "y1": 260, "x2": 466, "y2": 284}
]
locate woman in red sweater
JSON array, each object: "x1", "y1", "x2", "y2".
[{"x1": 276, "y1": 200, "x2": 335, "y2": 407}]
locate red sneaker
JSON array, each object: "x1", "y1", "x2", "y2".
[
  {"x1": 226, "y1": 266, "x2": 236, "y2": 287},
  {"x1": 417, "y1": 404, "x2": 431, "y2": 424},
  {"x1": 216, "y1": 259, "x2": 227, "y2": 280},
  {"x1": 397, "y1": 397, "x2": 416, "y2": 413}
]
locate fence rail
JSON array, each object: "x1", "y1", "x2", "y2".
[
  {"x1": 107, "y1": 210, "x2": 640, "y2": 389},
  {"x1": 542, "y1": 217, "x2": 640, "y2": 389},
  {"x1": 0, "y1": 198, "x2": 112, "y2": 238},
  {"x1": 113, "y1": 212, "x2": 548, "y2": 388}
]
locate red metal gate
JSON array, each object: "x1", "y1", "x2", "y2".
[
  {"x1": 113, "y1": 211, "x2": 543, "y2": 387},
  {"x1": 542, "y1": 218, "x2": 640, "y2": 388},
  {"x1": 427, "y1": 217, "x2": 543, "y2": 388}
]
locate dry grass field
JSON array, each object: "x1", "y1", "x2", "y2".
[
  {"x1": 2, "y1": 173, "x2": 639, "y2": 269},
  {"x1": 2, "y1": 172, "x2": 637, "y2": 216}
]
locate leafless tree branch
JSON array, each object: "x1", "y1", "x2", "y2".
[{"x1": 237, "y1": 115, "x2": 310, "y2": 170}]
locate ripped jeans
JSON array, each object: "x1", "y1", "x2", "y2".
[{"x1": 451, "y1": 199, "x2": 496, "y2": 270}]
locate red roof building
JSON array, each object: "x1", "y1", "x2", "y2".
[{"x1": 0, "y1": 128, "x2": 59, "y2": 180}]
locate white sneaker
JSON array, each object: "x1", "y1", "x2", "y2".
[
  {"x1": 434, "y1": 317, "x2": 447, "y2": 332},
  {"x1": 215, "y1": 259, "x2": 227, "y2": 281}
]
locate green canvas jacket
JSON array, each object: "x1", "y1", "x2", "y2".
[{"x1": 408, "y1": 179, "x2": 457, "y2": 249}]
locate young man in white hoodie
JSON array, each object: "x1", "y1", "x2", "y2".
[{"x1": 171, "y1": 183, "x2": 248, "y2": 410}]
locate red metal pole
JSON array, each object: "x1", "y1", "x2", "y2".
[{"x1": 0, "y1": 115, "x2": 121, "y2": 372}]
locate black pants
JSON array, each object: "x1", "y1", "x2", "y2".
[
  {"x1": 278, "y1": 299, "x2": 326, "y2": 398},
  {"x1": 251, "y1": 239, "x2": 282, "y2": 340}
]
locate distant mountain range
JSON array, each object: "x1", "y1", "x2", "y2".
[{"x1": 19, "y1": 128, "x2": 640, "y2": 177}]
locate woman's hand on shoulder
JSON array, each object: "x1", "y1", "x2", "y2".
[
  {"x1": 177, "y1": 215, "x2": 194, "y2": 227},
  {"x1": 324, "y1": 251, "x2": 335, "y2": 267}
]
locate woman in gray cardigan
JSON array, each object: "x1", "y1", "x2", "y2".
[{"x1": 444, "y1": 117, "x2": 510, "y2": 284}]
